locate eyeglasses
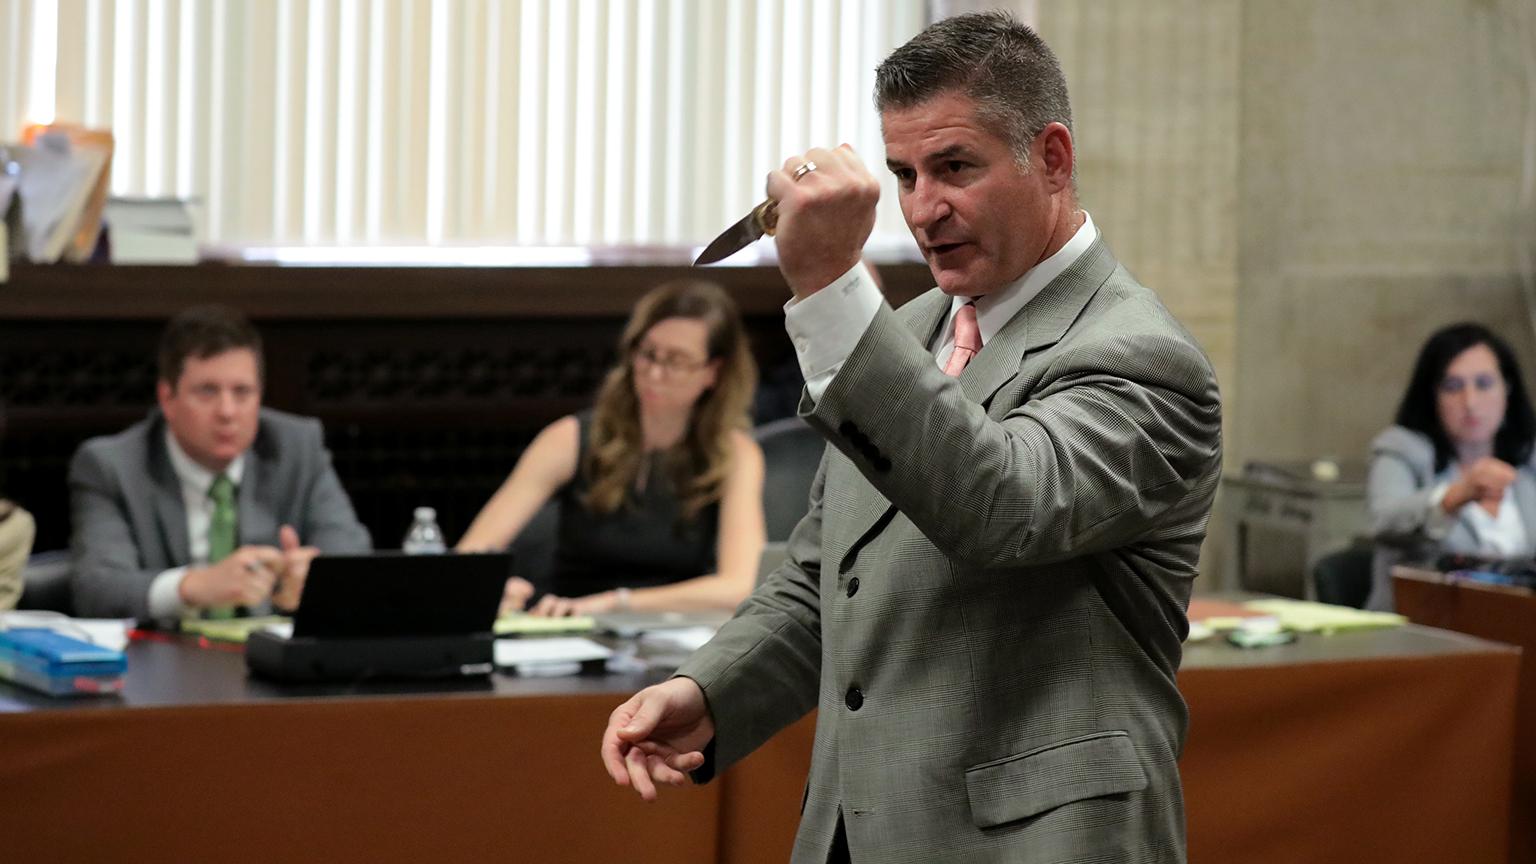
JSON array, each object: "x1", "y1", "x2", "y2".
[{"x1": 631, "y1": 344, "x2": 710, "y2": 377}]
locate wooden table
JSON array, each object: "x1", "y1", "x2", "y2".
[
  {"x1": 1395, "y1": 567, "x2": 1536, "y2": 864},
  {"x1": 0, "y1": 622, "x2": 1520, "y2": 864}
]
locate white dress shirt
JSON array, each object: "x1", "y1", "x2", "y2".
[
  {"x1": 786, "y1": 213, "x2": 1099, "y2": 402},
  {"x1": 145, "y1": 432, "x2": 247, "y2": 618}
]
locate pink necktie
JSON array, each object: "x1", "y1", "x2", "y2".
[{"x1": 943, "y1": 302, "x2": 981, "y2": 376}]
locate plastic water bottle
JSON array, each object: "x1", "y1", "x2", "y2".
[{"x1": 402, "y1": 506, "x2": 446, "y2": 554}]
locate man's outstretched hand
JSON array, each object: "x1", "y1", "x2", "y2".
[{"x1": 600, "y1": 677, "x2": 716, "y2": 801}]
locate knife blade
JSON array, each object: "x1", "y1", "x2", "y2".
[{"x1": 694, "y1": 199, "x2": 779, "y2": 266}]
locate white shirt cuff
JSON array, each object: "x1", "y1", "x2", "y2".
[
  {"x1": 1424, "y1": 481, "x2": 1456, "y2": 540},
  {"x1": 147, "y1": 566, "x2": 191, "y2": 619},
  {"x1": 783, "y1": 262, "x2": 884, "y2": 403}
]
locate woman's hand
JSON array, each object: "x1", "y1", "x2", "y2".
[
  {"x1": 499, "y1": 576, "x2": 536, "y2": 615},
  {"x1": 1444, "y1": 457, "x2": 1518, "y2": 516},
  {"x1": 527, "y1": 589, "x2": 623, "y2": 617}
]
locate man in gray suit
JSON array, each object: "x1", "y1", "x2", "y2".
[
  {"x1": 70, "y1": 305, "x2": 371, "y2": 620},
  {"x1": 601, "y1": 12, "x2": 1221, "y2": 863}
]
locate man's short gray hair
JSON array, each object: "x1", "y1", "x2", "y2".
[{"x1": 875, "y1": 11, "x2": 1073, "y2": 165}]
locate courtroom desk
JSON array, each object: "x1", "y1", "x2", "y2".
[
  {"x1": 717, "y1": 625, "x2": 1521, "y2": 864},
  {"x1": 1395, "y1": 568, "x2": 1536, "y2": 864},
  {"x1": 2, "y1": 626, "x2": 1519, "y2": 864},
  {"x1": 0, "y1": 638, "x2": 720, "y2": 864}
]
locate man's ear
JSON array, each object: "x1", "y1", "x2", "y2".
[
  {"x1": 156, "y1": 379, "x2": 174, "y2": 411},
  {"x1": 1036, "y1": 122, "x2": 1075, "y2": 193}
]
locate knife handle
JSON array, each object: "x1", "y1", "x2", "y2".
[{"x1": 752, "y1": 199, "x2": 779, "y2": 237}]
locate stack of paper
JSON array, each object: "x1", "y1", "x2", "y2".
[
  {"x1": 493, "y1": 613, "x2": 595, "y2": 635},
  {"x1": 179, "y1": 615, "x2": 291, "y2": 643},
  {"x1": 10, "y1": 132, "x2": 110, "y2": 263},
  {"x1": 494, "y1": 637, "x2": 613, "y2": 676},
  {"x1": 0, "y1": 611, "x2": 132, "y2": 652},
  {"x1": 103, "y1": 197, "x2": 199, "y2": 264},
  {"x1": 1241, "y1": 599, "x2": 1406, "y2": 634}
]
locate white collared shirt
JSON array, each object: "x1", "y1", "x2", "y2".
[
  {"x1": 786, "y1": 213, "x2": 1099, "y2": 401},
  {"x1": 145, "y1": 432, "x2": 247, "y2": 619}
]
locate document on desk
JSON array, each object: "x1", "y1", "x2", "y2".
[
  {"x1": 493, "y1": 614, "x2": 595, "y2": 635},
  {"x1": 180, "y1": 615, "x2": 290, "y2": 643},
  {"x1": 1242, "y1": 599, "x2": 1406, "y2": 634},
  {"x1": 0, "y1": 612, "x2": 132, "y2": 651},
  {"x1": 493, "y1": 637, "x2": 613, "y2": 670}
]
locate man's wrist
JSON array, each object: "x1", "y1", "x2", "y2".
[
  {"x1": 177, "y1": 566, "x2": 206, "y2": 605},
  {"x1": 785, "y1": 254, "x2": 863, "y2": 301}
]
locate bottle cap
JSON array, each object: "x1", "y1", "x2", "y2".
[{"x1": 414, "y1": 506, "x2": 437, "y2": 521}]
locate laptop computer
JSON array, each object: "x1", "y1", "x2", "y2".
[
  {"x1": 247, "y1": 552, "x2": 513, "y2": 682},
  {"x1": 291, "y1": 551, "x2": 512, "y2": 639}
]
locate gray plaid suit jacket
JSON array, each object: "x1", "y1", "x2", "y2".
[{"x1": 676, "y1": 237, "x2": 1222, "y2": 863}]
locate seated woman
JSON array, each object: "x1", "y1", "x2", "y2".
[
  {"x1": 458, "y1": 280, "x2": 765, "y2": 617},
  {"x1": 1366, "y1": 322, "x2": 1536, "y2": 610}
]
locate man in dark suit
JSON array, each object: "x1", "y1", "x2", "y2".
[
  {"x1": 69, "y1": 305, "x2": 371, "y2": 620},
  {"x1": 602, "y1": 12, "x2": 1221, "y2": 863}
]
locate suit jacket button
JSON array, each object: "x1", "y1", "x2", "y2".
[
  {"x1": 846, "y1": 576, "x2": 860, "y2": 598},
  {"x1": 872, "y1": 456, "x2": 892, "y2": 472},
  {"x1": 838, "y1": 421, "x2": 858, "y2": 438},
  {"x1": 845, "y1": 687, "x2": 863, "y2": 711}
]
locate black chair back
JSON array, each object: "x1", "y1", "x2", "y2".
[{"x1": 754, "y1": 417, "x2": 824, "y2": 542}]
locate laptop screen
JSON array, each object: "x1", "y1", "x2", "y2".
[{"x1": 292, "y1": 552, "x2": 512, "y2": 639}]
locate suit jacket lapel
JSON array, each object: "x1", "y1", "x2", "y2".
[
  {"x1": 836, "y1": 240, "x2": 1119, "y2": 562},
  {"x1": 239, "y1": 447, "x2": 277, "y2": 546},
  {"x1": 149, "y1": 429, "x2": 192, "y2": 567},
  {"x1": 959, "y1": 237, "x2": 1118, "y2": 407}
]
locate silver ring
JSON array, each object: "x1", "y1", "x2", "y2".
[{"x1": 792, "y1": 161, "x2": 817, "y2": 181}]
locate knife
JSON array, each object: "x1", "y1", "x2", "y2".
[{"x1": 694, "y1": 199, "x2": 779, "y2": 266}]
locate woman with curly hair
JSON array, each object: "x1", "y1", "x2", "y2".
[{"x1": 458, "y1": 280, "x2": 765, "y2": 617}]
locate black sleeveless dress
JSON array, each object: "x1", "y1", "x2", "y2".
[{"x1": 549, "y1": 413, "x2": 719, "y2": 595}]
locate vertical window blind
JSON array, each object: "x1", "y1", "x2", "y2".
[{"x1": 1, "y1": 0, "x2": 926, "y2": 253}]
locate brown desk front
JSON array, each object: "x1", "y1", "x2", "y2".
[
  {"x1": 1395, "y1": 568, "x2": 1536, "y2": 864},
  {"x1": 0, "y1": 639, "x2": 720, "y2": 864},
  {"x1": 0, "y1": 625, "x2": 1520, "y2": 864}
]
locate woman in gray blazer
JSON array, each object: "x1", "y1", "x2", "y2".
[{"x1": 1367, "y1": 323, "x2": 1536, "y2": 610}]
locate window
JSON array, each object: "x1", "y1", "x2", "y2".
[{"x1": 1, "y1": 0, "x2": 926, "y2": 258}]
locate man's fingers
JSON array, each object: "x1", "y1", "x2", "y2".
[
  {"x1": 279, "y1": 524, "x2": 301, "y2": 553},
  {"x1": 646, "y1": 752, "x2": 690, "y2": 787},
  {"x1": 667, "y1": 750, "x2": 706, "y2": 772},
  {"x1": 630, "y1": 741, "x2": 704, "y2": 773},
  {"x1": 626, "y1": 745, "x2": 657, "y2": 802},
  {"x1": 619, "y1": 694, "x2": 665, "y2": 741},
  {"x1": 600, "y1": 733, "x2": 633, "y2": 786}
]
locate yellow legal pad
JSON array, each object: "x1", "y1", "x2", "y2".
[
  {"x1": 179, "y1": 615, "x2": 291, "y2": 643},
  {"x1": 493, "y1": 614, "x2": 596, "y2": 636},
  {"x1": 1240, "y1": 599, "x2": 1407, "y2": 634}
]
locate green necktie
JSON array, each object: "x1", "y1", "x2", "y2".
[{"x1": 205, "y1": 474, "x2": 238, "y2": 618}]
